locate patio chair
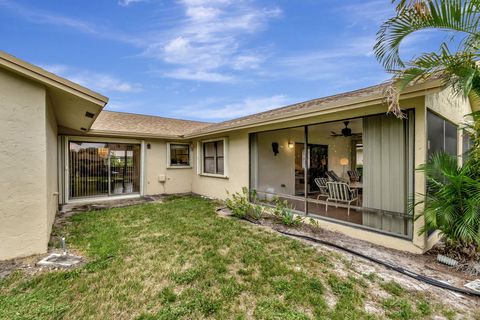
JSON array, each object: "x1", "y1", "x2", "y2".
[
  {"x1": 325, "y1": 182, "x2": 359, "y2": 216},
  {"x1": 347, "y1": 169, "x2": 361, "y2": 183},
  {"x1": 314, "y1": 177, "x2": 329, "y2": 200},
  {"x1": 326, "y1": 170, "x2": 347, "y2": 183}
]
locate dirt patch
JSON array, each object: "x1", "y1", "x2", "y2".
[
  {"x1": 219, "y1": 209, "x2": 480, "y2": 315},
  {"x1": 0, "y1": 196, "x2": 172, "y2": 280}
]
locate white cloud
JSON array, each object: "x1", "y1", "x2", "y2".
[
  {"x1": 164, "y1": 69, "x2": 234, "y2": 82},
  {"x1": 144, "y1": 0, "x2": 281, "y2": 82},
  {"x1": 337, "y1": 0, "x2": 394, "y2": 28},
  {"x1": 175, "y1": 95, "x2": 291, "y2": 120},
  {"x1": 118, "y1": 0, "x2": 147, "y2": 7},
  {"x1": 232, "y1": 55, "x2": 263, "y2": 70},
  {"x1": 0, "y1": 0, "x2": 142, "y2": 46},
  {"x1": 40, "y1": 64, "x2": 142, "y2": 93}
]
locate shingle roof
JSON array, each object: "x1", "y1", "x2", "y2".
[
  {"x1": 89, "y1": 79, "x2": 443, "y2": 139},
  {"x1": 186, "y1": 83, "x2": 389, "y2": 136},
  {"x1": 90, "y1": 111, "x2": 212, "y2": 138}
]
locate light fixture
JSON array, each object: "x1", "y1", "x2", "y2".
[
  {"x1": 97, "y1": 147, "x2": 109, "y2": 159},
  {"x1": 340, "y1": 157, "x2": 349, "y2": 180},
  {"x1": 272, "y1": 142, "x2": 279, "y2": 156},
  {"x1": 288, "y1": 141, "x2": 294, "y2": 149}
]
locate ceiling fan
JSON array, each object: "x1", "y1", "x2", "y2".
[{"x1": 330, "y1": 121, "x2": 362, "y2": 137}]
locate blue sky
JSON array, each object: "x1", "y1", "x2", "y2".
[{"x1": 0, "y1": 0, "x2": 432, "y2": 122}]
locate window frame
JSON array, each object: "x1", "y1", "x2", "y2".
[
  {"x1": 426, "y1": 110, "x2": 459, "y2": 159},
  {"x1": 166, "y1": 142, "x2": 192, "y2": 169},
  {"x1": 197, "y1": 138, "x2": 228, "y2": 178}
]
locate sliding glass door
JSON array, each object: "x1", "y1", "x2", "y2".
[{"x1": 69, "y1": 141, "x2": 141, "y2": 199}]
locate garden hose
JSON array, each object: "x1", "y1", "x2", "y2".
[
  {"x1": 275, "y1": 230, "x2": 480, "y2": 298},
  {"x1": 218, "y1": 207, "x2": 480, "y2": 297}
]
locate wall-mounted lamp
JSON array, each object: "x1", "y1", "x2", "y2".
[
  {"x1": 287, "y1": 141, "x2": 294, "y2": 149},
  {"x1": 272, "y1": 142, "x2": 279, "y2": 156}
]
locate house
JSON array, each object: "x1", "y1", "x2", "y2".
[{"x1": 0, "y1": 51, "x2": 474, "y2": 260}]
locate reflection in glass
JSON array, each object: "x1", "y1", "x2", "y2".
[{"x1": 69, "y1": 141, "x2": 140, "y2": 199}]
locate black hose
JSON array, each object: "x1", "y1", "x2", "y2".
[
  {"x1": 219, "y1": 207, "x2": 479, "y2": 297},
  {"x1": 275, "y1": 230, "x2": 480, "y2": 297}
]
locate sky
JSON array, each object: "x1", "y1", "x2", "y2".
[{"x1": 0, "y1": 0, "x2": 438, "y2": 122}]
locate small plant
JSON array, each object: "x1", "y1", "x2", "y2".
[
  {"x1": 225, "y1": 187, "x2": 263, "y2": 220},
  {"x1": 309, "y1": 217, "x2": 320, "y2": 229},
  {"x1": 272, "y1": 197, "x2": 302, "y2": 227}
]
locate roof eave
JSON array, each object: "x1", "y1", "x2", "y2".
[
  {"x1": 87, "y1": 129, "x2": 187, "y2": 140},
  {"x1": 0, "y1": 51, "x2": 109, "y2": 107},
  {"x1": 184, "y1": 79, "x2": 445, "y2": 138}
]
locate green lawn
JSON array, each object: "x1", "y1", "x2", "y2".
[{"x1": 0, "y1": 196, "x2": 460, "y2": 319}]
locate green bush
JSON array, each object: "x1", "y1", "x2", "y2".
[
  {"x1": 412, "y1": 152, "x2": 480, "y2": 253},
  {"x1": 226, "y1": 187, "x2": 263, "y2": 220}
]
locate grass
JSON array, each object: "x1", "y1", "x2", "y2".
[{"x1": 0, "y1": 196, "x2": 462, "y2": 319}]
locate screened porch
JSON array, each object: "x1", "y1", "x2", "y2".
[{"x1": 249, "y1": 112, "x2": 415, "y2": 238}]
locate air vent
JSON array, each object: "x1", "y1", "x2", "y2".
[{"x1": 85, "y1": 111, "x2": 95, "y2": 118}]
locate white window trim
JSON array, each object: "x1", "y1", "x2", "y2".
[
  {"x1": 166, "y1": 142, "x2": 192, "y2": 169},
  {"x1": 197, "y1": 137, "x2": 229, "y2": 178}
]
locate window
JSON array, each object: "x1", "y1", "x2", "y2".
[
  {"x1": 202, "y1": 140, "x2": 225, "y2": 175},
  {"x1": 427, "y1": 111, "x2": 458, "y2": 159},
  {"x1": 168, "y1": 143, "x2": 191, "y2": 167},
  {"x1": 462, "y1": 129, "x2": 474, "y2": 162}
]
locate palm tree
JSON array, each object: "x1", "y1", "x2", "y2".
[
  {"x1": 412, "y1": 152, "x2": 480, "y2": 251},
  {"x1": 374, "y1": 0, "x2": 480, "y2": 118}
]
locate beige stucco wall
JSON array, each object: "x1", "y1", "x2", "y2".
[
  {"x1": 191, "y1": 131, "x2": 249, "y2": 199},
  {"x1": 425, "y1": 86, "x2": 472, "y2": 125},
  {"x1": 45, "y1": 96, "x2": 58, "y2": 241},
  {"x1": 144, "y1": 139, "x2": 192, "y2": 195},
  {"x1": 0, "y1": 69, "x2": 49, "y2": 260}
]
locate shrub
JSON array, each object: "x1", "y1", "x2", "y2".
[
  {"x1": 226, "y1": 187, "x2": 263, "y2": 220},
  {"x1": 412, "y1": 152, "x2": 480, "y2": 254},
  {"x1": 272, "y1": 197, "x2": 302, "y2": 227}
]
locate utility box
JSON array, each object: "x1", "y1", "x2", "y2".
[{"x1": 158, "y1": 174, "x2": 166, "y2": 182}]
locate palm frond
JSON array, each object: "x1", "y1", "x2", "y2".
[
  {"x1": 412, "y1": 151, "x2": 480, "y2": 246},
  {"x1": 375, "y1": 0, "x2": 480, "y2": 71}
]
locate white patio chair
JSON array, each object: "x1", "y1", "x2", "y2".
[
  {"x1": 325, "y1": 182, "x2": 359, "y2": 216},
  {"x1": 314, "y1": 177, "x2": 329, "y2": 200}
]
